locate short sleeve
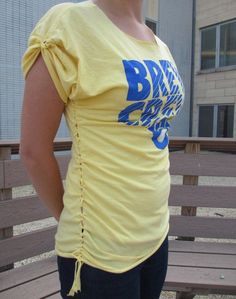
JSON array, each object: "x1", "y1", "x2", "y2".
[{"x1": 21, "y1": 3, "x2": 78, "y2": 105}]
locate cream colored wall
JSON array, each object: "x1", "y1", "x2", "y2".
[
  {"x1": 193, "y1": 0, "x2": 236, "y2": 137},
  {"x1": 144, "y1": 0, "x2": 158, "y2": 21}
]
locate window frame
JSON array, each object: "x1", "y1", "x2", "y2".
[
  {"x1": 198, "y1": 103, "x2": 235, "y2": 137},
  {"x1": 199, "y1": 19, "x2": 236, "y2": 72}
]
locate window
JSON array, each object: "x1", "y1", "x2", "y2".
[
  {"x1": 217, "y1": 105, "x2": 234, "y2": 137},
  {"x1": 200, "y1": 20, "x2": 236, "y2": 70},
  {"x1": 201, "y1": 27, "x2": 217, "y2": 69},
  {"x1": 198, "y1": 106, "x2": 214, "y2": 137},
  {"x1": 198, "y1": 104, "x2": 234, "y2": 137},
  {"x1": 220, "y1": 22, "x2": 236, "y2": 67},
  {"x1": 145, "y1": 19, "x2": 157, "y2": 34}
]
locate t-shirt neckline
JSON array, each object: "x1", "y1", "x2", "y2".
[{"x1": 87, "y1": 0, "x2": 159, "y2": 46}]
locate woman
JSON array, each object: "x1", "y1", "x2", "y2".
[{"x1": 20, "y1": 0, "x2": 185, "y2": 298}]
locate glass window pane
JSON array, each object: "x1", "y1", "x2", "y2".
[
  {"x1": 220, "y1": 21, "x2": 236, "y2": 67},
  {"x1": 145, "y1": 20, "x2": 157, "y2": 34},
  {"x1": 198, "y1": 106, "x2": 214, "y2": 137},
  {"x1": 217, "y1": 105, "x2": 234, "y2": 137},
  {"x1": 201, "y1": 27, "x2": 216, "y2": 69}
]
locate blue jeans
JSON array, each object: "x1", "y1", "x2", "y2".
[{"x1": 57, "y1": 234, "x2": 168, "y2": 299}]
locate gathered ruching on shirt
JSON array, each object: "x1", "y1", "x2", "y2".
[
  {"x1": 65, "y1": 110, "x2": 86, "y2": 296},
  {"x1": 21, "y1": 32, "x2": 78, "y2": 105}
]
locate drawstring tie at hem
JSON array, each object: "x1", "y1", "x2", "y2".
[{"x1": 67, "y1": 258, "x2": 83, "y2": 296}]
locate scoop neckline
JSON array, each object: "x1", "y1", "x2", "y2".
[{"x1": 87, "y1": 0, "x2": 159, "y2": 46}]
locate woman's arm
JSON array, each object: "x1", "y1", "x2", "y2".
[{"x1": 20, "y1": 53, "x2": 66, "y2": 222}]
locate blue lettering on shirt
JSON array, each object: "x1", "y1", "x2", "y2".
[{"x1": 118, "y1": 59, "x2": 185, "y2": 150}]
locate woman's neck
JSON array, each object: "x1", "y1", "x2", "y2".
[{"x1": 91, "y1": 0, "x2": 144, "y2": 23}]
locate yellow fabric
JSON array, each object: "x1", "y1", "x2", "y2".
[{"x1": 21, "y1": 1, "x2": 185, "y2": 296}]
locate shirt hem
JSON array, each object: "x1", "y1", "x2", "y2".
[{"x1": 54, "y1": 223, "x2": 169, "y2": 273}]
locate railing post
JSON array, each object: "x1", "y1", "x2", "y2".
[
  {"x1": 0, "y1": 146, "x2": 13, "y2": 272},
  {"x1": 177, "y1": 141, "x2": 200, "y2": 241}
]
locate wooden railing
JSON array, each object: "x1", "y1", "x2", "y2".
[
  {"x1": 0, "y1": 137, "x2": 235, "y2": 272},
  {"x1": 0, "y1": 136, "x2": 235, "y2": 154}
]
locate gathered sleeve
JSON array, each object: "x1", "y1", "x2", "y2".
[{"x1": 21, "y1": 4, "x2": 78, "y2": 105}]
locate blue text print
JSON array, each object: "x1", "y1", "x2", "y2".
[{"x1": 118, "y1": 59, "x2": 185, "y2": 150}]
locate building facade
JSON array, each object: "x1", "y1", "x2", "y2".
[
  {"x1": 145, "y1": 0, "x2": 236, "y2": 138},
  {"x1": 193, "y1": 0, "x2": 236, "y2": 138}
]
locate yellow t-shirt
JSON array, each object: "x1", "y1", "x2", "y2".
[{"x1": 21, "y1": 0, "x2": 185, "y2": 296}]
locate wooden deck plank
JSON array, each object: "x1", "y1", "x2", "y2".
[
  {"x1": 169, "y1": 215, "x2": 236, "y2": 239},
  {"x1": 169, "y1": 185, "x2": 236, "y2": 208},
  {"x1": 0, "y1": 196, "x2": 51, "y2": 228},
  {"x1": 0, "y1": 226, "x2": 57, "y2": 267},
  {"x1": 0, "y1": 272, "x2": 60, "y2": 299},
  {"x1": 164, "y1": 266, "x2": 236, "y2": 293},
  {"x1": 0, "y1": 195, "x2": 52, "y2": 228},
  {"x1": 169, "y1": 240, "x2": 236, "y2": 255},
  {"x1": 4, "y1": 156, "x2": 70, "y2": 188},
  {"x1": 169, "y1": 152, "x2": 236, "y2": 177},
  {"x1": 44, "y1": 293, "x2": 61, "y2": 299},
  {"x1": 169, "y1": 252, "x2": 236, "y2": 270},
  {"x1": 0, "y1": 256, "x2": 57, "y2": 292}
]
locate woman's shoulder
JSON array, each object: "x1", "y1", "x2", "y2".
[
  {"x1": 154, "y1": 34, "x2": 177, "y2": 67},
  {"x1": 46, "y1": 1, "x2": 94, "y2": 17},
  {"x1": 40, "y1": 1, "x2": 94, "y2": 30},
  {"x1": 41, "y1": 2, "x2": 74, "y2": 21},
  {"x1": 153, "y1": 34, "x2": 168, "y2": 50}
]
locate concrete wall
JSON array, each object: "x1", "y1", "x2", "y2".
[
  {"x1": 158, "y1": 0, "x2": 194, "y2": 137},
  {"x1": 193, "y1": 0, "x2": 236, "y2": 137}
]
